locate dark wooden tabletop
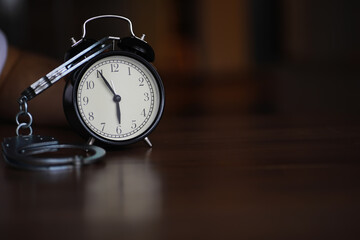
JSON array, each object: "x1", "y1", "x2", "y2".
[{"x1": 1, "y1": 112, "x2": 360, "y2": 240}]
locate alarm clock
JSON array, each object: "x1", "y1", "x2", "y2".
[{"x1": 63, "y1": 15, "x2": 165, "y2": 147}]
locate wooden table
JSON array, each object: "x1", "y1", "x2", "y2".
[{"x1": 1, "y1": 113, "x2": 360, "y2": 240}]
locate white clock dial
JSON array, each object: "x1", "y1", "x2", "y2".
[{"x1": 76, "y1": 55, "x2": 161, "y2": 141}]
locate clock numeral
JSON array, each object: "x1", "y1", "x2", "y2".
[
  {"x1": 138, "y1": 77, "x2": 144, "y2": 86},
  {"x1": 131, "y1": 120, "x2": 137, "y2": 129},
  {"x1": 128, "y1": 67, "x2": 131, "y2": 75},
  {"x1": 141, "y1": 108, "x2": 146, "y2": 117},
  {"x1": 88, "y1": 112, "x2": 95, "y2": 121},
  {"x1": 83, "y1": 96, "x2": 89, "y2": 105},
  {"x1": 100, "y1": 122, "x2": 106, "y2": 131},
  {"x1": 96, "y1": 70, "x2": 103, "y2": 78},
  {"x1": 86, "y1": 81, "x2": 95, "y2": 90},
  {"x1": 144, "y1": 92, "x2": 150, "y2": 101},
  {"x1": 111, "y1": 63, "x2": 119, "y2": 72},
  {"x1": 116, "y1": 126, "x2": 122, "y2": 134}
]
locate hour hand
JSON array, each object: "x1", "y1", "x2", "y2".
[
  {"x1": 113, "y1": 95, "x2": 121, "y2": 124},
  {"x1": 111, "y1": 80, "x2": 121, "y2": 124},
  {"x1": 115, "y1": 101, "x2": 121, "y2": 124}
]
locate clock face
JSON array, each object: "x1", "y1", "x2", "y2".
[{"x1": 75, "y1": 52, "x2": 163, "y2": 143}]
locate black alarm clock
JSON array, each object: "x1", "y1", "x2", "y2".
[
  {"x1": 4, "y1": 15, "x2": 165, "y2": 171},
  {"x1": 62, "y1": 15, "x2": 165, "y2": 147}
]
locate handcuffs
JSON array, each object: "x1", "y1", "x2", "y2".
[
  {"x1": 2, "y1": 135, "x2": 105, "y2": 171},
  {"x1": 1, "y1": 20, "x2": 113, "y2": 171}
]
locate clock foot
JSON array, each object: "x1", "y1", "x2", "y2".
[
  {"x1": 144, "y1": 137, "x2": 152, "y2": 148},
  {"x1": 87, "y1": 137, "x2": 96, "y2": 146}
]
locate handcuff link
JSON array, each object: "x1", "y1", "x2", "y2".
[{"x1": 15, "y1": 96, "x2": 33, "y2": 136}]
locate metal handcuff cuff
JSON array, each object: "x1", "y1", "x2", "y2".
[{"x1": 1, "y1": 19, "x2": 120, "y2": 170}]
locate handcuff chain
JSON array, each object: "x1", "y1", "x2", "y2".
[{"x1": 16, "y1": 96, "x2": 33, "y2": 136}]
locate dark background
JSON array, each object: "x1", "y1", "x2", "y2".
[{"x1": 0, "y1": 0, "x2": 359, "y2": 116}]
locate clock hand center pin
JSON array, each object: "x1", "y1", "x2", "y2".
[{"x1": 110, "y1": 80, "x2": 121, "y2": 102}]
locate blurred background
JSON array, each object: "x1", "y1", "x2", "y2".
[{"x1": 0, "y1": 0, "x2": 359, "y2": 117}]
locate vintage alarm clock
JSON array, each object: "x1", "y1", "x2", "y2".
[
  {"x1": 63, "y1": 15, "x2": 165, "y2": 147},
  {"x1": 19, "y1": 15, "x2": 165, "y2": 148},
  {"x1": 2, "y1": 15, "x2": 165, "y2": 170}
]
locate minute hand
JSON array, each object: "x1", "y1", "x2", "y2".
[
  {"x1": 98, "y1": 71, "x2": 116, "y2": 96},
  {"x1": 98, "y1": 71, "x2": 122, "y2": 124}
]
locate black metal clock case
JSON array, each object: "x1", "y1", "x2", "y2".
[{"x1": 63, "y1": 35, "x2": 164, "y2": 147}]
